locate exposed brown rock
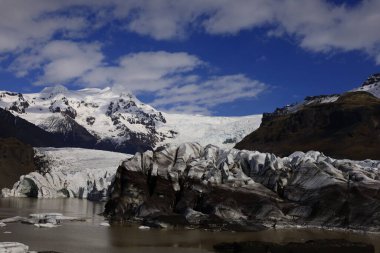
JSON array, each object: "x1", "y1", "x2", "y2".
[{"x1": 235, "y1": 92, "x2": 380, "y2": 160}]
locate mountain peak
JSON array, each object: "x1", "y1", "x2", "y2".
[
  {"x1": 353, "y1": 73, "x2": 380, "y2": 98},
  {"x1": 41, "y1": 85, "x2": 69, "y2": 96},
  {"x1": 361, "y1": 73, "x2": 380, "y2": 87}
]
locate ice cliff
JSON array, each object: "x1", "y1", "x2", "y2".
[{"x1": 105, "y1": 143, "x2": 380, "y2": 231}]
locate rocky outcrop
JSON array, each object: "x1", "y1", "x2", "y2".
[
  {"x1": 361, "y1": 73, "x2": 380, "y2": 87},
  {"x1": 37, "y1": 114, "x2": 97, "y2": 148},
  {"x1": 0, "y1": 108, "x2": 61, "y2": 147},
  {"x1": 105, "y1": 143, "x2": 380, "y2": 231},
  {"x1": 0, "y1": 138, "x2": 35, "y2": 189},
  {"x1": 355, "y1": 73, "x2": 380, "y2": 98},
  {"x1": 235, "y1": 92, "x2": 380, "y2": 160}
]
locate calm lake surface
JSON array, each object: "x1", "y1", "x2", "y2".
[{"x1": 1, "y1": 198, "x2": 380, "y2": 253}]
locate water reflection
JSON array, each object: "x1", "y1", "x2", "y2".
[{"x1": 0, "y1": 198, "x2": 379, "y2": 253}]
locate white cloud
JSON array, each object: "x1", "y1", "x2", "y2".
[
  {"x1": 1, "y1": 0, "x2": 380, "y2": 63},
  {"x1": 10, "y1": 40, "x2": 104, "y2": 84},
  {"x1": 78, "y1": 52, "x2": 268, "y2": 114},
  {"x1": 40, "y1": 41, "x2": 104, "y2": 84},
  {"x1": 0, "y1": 0, "x2": 89, "y2": 53},
  {"x1": 152, "y1": 74, "x2": 268, "y2": 114},
  {"x1": 272, "y1": 0, "x2": 380, "y2": 55},
  {"x1": 11, "y1": 43, "x2": 267, "y2": 114},
  {"x1": 117, "y1": 0, "x2": 380, "y2": 63},
  {"x1": 2, "y1": 0, "x2": 380, "y2": 115},
  {"x1": 81, "y1": 51, "x2": 202, "y2": 92},
  {"x1": 202, "y1": 0, "x2": 275, "y2": 34}
]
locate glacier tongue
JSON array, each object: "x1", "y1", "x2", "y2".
[
  {"x1": 105, "y1": 143, "x2": 380, "y2": 231},
  {"x1": 1, "y1": 148, "x2": 131, "y2": 200},
  {"x1": 2, "y1": 169, "x2": 115, "y2": 200}
]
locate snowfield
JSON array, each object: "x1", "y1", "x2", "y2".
[
  {"x1": 354, "y1": 81, "x2": 380, "y2": 97},
  {"x1": 34, "y1": 147, "x2": 130, "y2": 172},
  {"x1": 158, "y1": 113, "x2": 262, "y2": 149}
]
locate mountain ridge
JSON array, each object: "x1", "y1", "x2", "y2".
[
  {"x1": 235, "y1": 74, "x2": 380, "y2": 160},
  {"x1": 0, "y1": 86, "x2": 261, "y2": 153}
]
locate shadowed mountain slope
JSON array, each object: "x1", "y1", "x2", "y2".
[
  {"x1": 235, "y1": 92, "x2": 380, "y2": 160},
  {"x1": 0, "y1": 138, "x2": 35, "y2": 189},
  {"x1": 0, "y1": 107, "x2": 96, "y2": 148}
]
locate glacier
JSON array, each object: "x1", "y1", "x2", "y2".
[
  {"x1": 105, "y1": 143, "x2": 380, "y2": 231},
  {"x1": 1, "y1": 148, "x2": 131, "y2": 200}
]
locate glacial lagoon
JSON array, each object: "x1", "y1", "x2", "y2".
[{"x1": 0, "y1": 198, "x2": 380, "y2": 253}]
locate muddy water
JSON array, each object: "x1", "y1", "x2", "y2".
[{"x1": 0, "y1": 198, "x2": 380, "y2": 253}]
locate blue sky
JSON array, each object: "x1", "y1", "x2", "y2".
[{"x1": 0, "y1": 0, "x2": 379, "y2": 116}]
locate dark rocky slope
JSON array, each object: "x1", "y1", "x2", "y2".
[
  {"x1": 0, "y1": 107, "x2": 97, "y2": 148},
  {"x1": 0, "y1": 138, "x2": 36, "y2": 189},
  {"x1": 0, "y1": 108, "x2": 61, "y2": 147},
  {"x1": 235, "y1": 92, "x2": 380, "y2": 160},
  {"x1": 105, "y1": 143, "x2": 380, "y2": 232}
]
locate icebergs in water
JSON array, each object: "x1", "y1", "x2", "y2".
[
  {"x1": 100, "y1": 222, "x2": 110, "y2": 227},
  {"x1": 0, "y1": 213, "x2": 83, "y2": 228},
  {"x1": 0, "y1": 242, "x2": 29, "y2": 253},
  {"x1": 34, "y1": 223, "x2": 59, "y2": 228},
  {"x1": 0, "y1": 217, "x2": 24, "y2": 223},
  {"x1": 28, "y1": 213, "x2": 83, "y2": 225}
]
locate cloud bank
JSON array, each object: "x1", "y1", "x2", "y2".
[{"x1": 1, "y1": 0, "x2": 380, "y2": 114}]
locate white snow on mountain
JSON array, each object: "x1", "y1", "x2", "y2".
[
  {"x1": 0, "y1": 85, "x2": 262, "y2": 149},
  {"x1": 0, "y1": 85, "x2": 165, "y2": 143},
  {"x1": 158, "y1": 113, "x2": 262, "y2": 148},
  {"x1": 353, "y1": 73, "x2": 380, "y2": 98},
  {"x1": 1, "y1": 148, "x2": 131, "y2": 199},
  {"x1": 270, "y1": 74, "x2": 380, "y2": 117},
  {"x1": 277, "y1": 94, "x2": 340, "y2": 115}
]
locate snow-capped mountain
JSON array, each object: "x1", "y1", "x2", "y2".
[
  {"x1": 235, "y1": 73, "x2": 380, "y2": 160},
  {"x1": 0, "y1": 85, "x2": 261, "y2": 152},
  {"x1": 353, "y1": 73, "x2": 380, "y2": 97},
  {"x1": 269, "y1": 94, "x2": 340, "y2": 117},
  {"x1": 268, "y1": 73, "x2": 380, "y2": 118}
]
